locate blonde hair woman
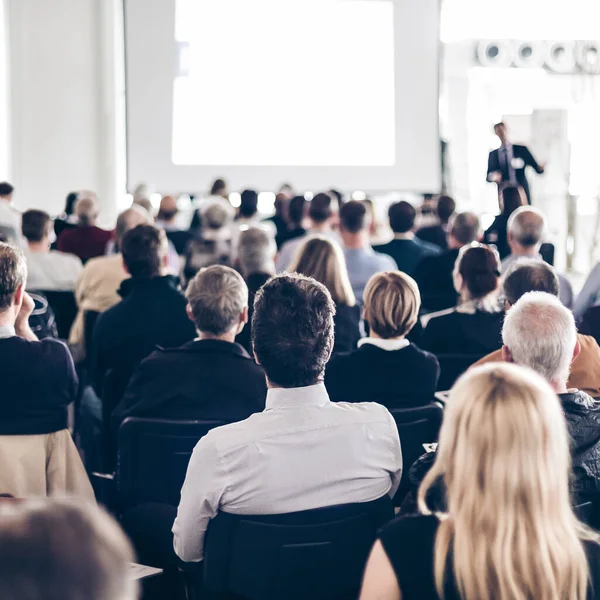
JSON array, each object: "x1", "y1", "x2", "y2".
[
  {"x1": 288, "y1": 236, "x2": 360, "y2": 353},
  {"x1": 325, "y1": 271, "x2": 439, "y2": 407},
  {"x1": 360, "y1": 363, "x2": 600, "y2": 600}
]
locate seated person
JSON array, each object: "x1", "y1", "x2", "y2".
[
  {"x1": 482, "y1": 185, "x2": 526, "y2": 260},
  {"x1": 113, "y1": 265, "x2": 266, "y2": 426},
  {"x1": 275, "y1": 195, "x2": 306, "y2": 249},
  {"x1": 421, "y1": 244, "x2": 504, "y2": 356},
  {"x1": 575, "y1": 261, "x2": 600, "y2": 324},
  {"x1": 374, "y1": 201, "x2": 440, "y2": 276},
  {"x1": 475, "y1": 259, "x2": 600, "y2": 397},
  {"x1": 414, "y1": 212, "x2": 482, "y2": 312},
  {"x1": 173, "y1": 273, "x2": 402, "y2": 562},
  {"x1": 326, "y1": 271, "x2": 439, "y2": 407},
  {"x1": 21, "y1": 209, "x2": 82, "y2": 291},
  {"x1": 155, "y1": 194, "x2": 191, "y2": 255},
  {"x1": 288, "y1": 236, "x2": 361, "y2": 354},
  {"x1": 360, "y1": 363, "x2": 600, "y2": 600},
  {"x1": 0, "y1": 500, "x2": 137, "y2": 600},
  {"x1": 415, "y1": 194, "x2": 456, "y2": 251}
]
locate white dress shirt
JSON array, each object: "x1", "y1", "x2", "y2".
[
  {"x1": 173, "y1": 383, "x2": 402, "y2": 562},
  {"x1": 24, "y1": 249, "x2": 83, "y2": 292}
]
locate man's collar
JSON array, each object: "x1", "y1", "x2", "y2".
[
  {"x1": 358, "y1": 337, "x2": 410, "y2": 351},
  {"x1": 393, "y1": 232, "x2": 415, "y2": 241},
  {"x1": 0, "y1": 325, "x2": 16, "y2": 339},
  {"x1": 266, "y1": 383, "x2": 330, "y2": 410}
]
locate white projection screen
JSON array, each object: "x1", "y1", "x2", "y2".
[{"x1": 124, "y1": 0, "x2": 440, "y2": 193}]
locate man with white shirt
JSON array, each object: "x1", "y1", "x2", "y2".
[
  {"x1": 22, "y1": 210, "x2": 82, "y2": 292},
  {"x1": 173, "y1": 272, "x2": 402, "y2": 563}
]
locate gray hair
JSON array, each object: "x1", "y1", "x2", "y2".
[
  {"x1": 238, "y1": 227, "x2": 276, "y2": 277},
  {"x1": 503, "y1": 259, "x2": 559, "y2": 305},
  {"x1": 507, "y1": 206, "x2": 545, "y2": 247},
  {"x1": 204, "y1": 201, "x2": 234, "y2": 230},
  {"x1": 75, "y1": 195, "x2": 99, "y2": 226},
  {"x1": 502, "y1": 291, "x2": 576, "y2": 384},
  {"x1": 0, "y1": 244, "x2": 27, "y2": 310},
  {"x1": 450, "y1": 212, "x2": 481, "y2": 245},
  {"x1": 115, "y1": 205, "x2": 153, "y2": 246},
  {"x1": 186, "y1": 265, "x2": 248, "y2": 334}
]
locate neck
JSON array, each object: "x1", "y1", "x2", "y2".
[
  {"x1": 198, "y1": 330, "x2": 237, "y2": 344},
  {"x1": 512, "y1": 245, "x2": 539, "y2": 257},
  {"x1": 0, "y1": 307, "x2": 17, "y2": 329},
  {"x1": 265, "y1": 377, "x2": 323, "y2": 390},
  {"x1": 342, "y1": 231, "x2": 368, "y2": 249},
  {"x1": 310, "y1": 221, "x2": 331, "y2": 233},
  {"x1": 27, "y1": 241, "x2": 49, "y2": 253},
  {"x1": 394, "y1": 231, "x2": 414, "y2": 239},
  {"x1": 448, "y1": 238, "x2": 463, "y2": 250},
  {"x1": 550, "y1": 379, "x2": 568, "y2": 394}
]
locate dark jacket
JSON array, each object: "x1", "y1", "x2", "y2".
[
  {"x1": 236, "y1": 272, "x2": 271, "y2": 354},
  {"x1": 112, "y1": 339, "x2": 267, "y2": 430},
  {"x1": 333, "y1": 303, "x2": 361, "y2": 355},
  {"x1": 483, "y1": 214, "x2": 510, "y2": 260},
  {"x1": 91, "y1": 275, "x2": 196, "y2": 397},
  {"x1": 413, "y1": 249, "x2": 460, "y2": 312},
  {"x1": 325, "y1": 342, "x2": 440, "y2": 408},
  {"x1": 416, "y1": 224, "x2": 448, "y2": 251},
  {"x1": 374, "y1": 238, "x2": 441, "y2": 277}
]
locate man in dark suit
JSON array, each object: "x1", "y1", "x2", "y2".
[
  {"x1": 487, "y1": 122, "x2": 544, "y2": 205},
  {"x1": 374, "y1": 201, "x2": 440, "y2": 276}
]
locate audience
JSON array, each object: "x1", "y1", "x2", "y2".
[
  {"x1": 360, "y1": 363, "x2": 600, "y2": 600},
  {"x1": 156, "y1": 194, "x2": 191, "y2": 255},
  {"x1": 483, "y1": 185, "x2": 526, "y2": 259},
  {"x1": 421, "y1": 244, "x2": 504, "y2": 356},
  {"x1": 53, "y1": 192, "x2": 79, "y2": 239},
  {"x1": 210, "y1": 177, "x2": 228, "y2": 199},
  {"x1": 338, "y1": 200, "x2": 397, "y2": 301},
  {"x1": 276, "y1": 192, "x2": 339, "y2": 270},
  {"x1": 230, "y1": 189, "x2": 276, "y2": 260},
  {"x1": 575, "y1": 261, "x2": 600, "y2": 324},
  {"x1": 113, "y1": 265, "x2": 266, "y2": 427},
  {"x1": 415, "y1": 194, "x2": 456, "y2": 250},
  {"x1": 267, "y1": 191, "x2": 290, "y2": 239},
  {"x1": 475, "y1": 259, "x2": 600, "y2": 397},
  {"x1": 414, "y1": 212, "x2": 482, "y2": 311},
  {"x1": 0, "y1": 500, "x2": 138, "y2": 600},
  {"x1": 275, "y1": 194, "x2": 306, "y2": 248},
  {"x1": 173, "y1": 273, "x2": 402, "y2": 562},
  {"x1": 502, "y1": 205, "x2": 573, "y2": 307},
  {"x1": 288, "y1": 236, "x2": 361, "y2": 354},
  {"x1": 21, "y1": 209, "x2": 82, "y2": 291},
  {"x1": 374, "y1": 201, "x2": 441, "y2": 276},
  {"x1": 0, "y1": 181, "x2": 22, "y2": 245},
  {"x1": 326, "y1": 271, "x2": 439, "y2": 407}
]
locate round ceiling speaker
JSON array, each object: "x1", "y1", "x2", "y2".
[
  {"x1": 545, "y1": 41, "x2": 576, "y2": 74},
  {"x1": 476, "y1": 40, "x2": 514, "y2": 68},
  {"x1": 513, "y1": 40, "x2": 545, "y2": 68}
]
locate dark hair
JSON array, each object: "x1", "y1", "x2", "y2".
[
  {"x1": 308, "y1": 193, "x2": 334, "y2": 224},
  {"x1": 288, "y1": 195, "x2": 306, "y2": 227},
  {"x1": 252, "y1": 273, "x2": 335, "y2": 387},
  {"x1": 494, "y1": 122, "x2": 506, "y2": 131},
  {"x1": 388, "y1": 201, "x2": 416, "y2": 234},
  {"x1": 239, "y1": 189, "x2": 258, "y2": 218},
  {"x1": 458, "y1": 245, "x2": 500, "y2": 299},
  {"x1": 210, "y1": 178, "x2": 227, "y2": 196},
  {"x1": 21, "y1": 210, "x2": 51, "y2": 243},
  {"x1": 0, "y1": 182, "x2": 14, "y2": 197},
  {"x1": 340, "y1": 200, "x2": 367, "y2": 234},
  {"x1": 501, "y1": 186, "x2": 525, "y2": 217},
  {"x1": 503, "y1": 260, "x2": 560, "y2": 305},
  {"x1": 437, "y1": 195, "x2": 456, "y2": 224},
  {"x1": 64, "y1": 192, "x2": 78, "y2": 216},
  {"x1": 329, "y1": 189, "x2": 344, "y2": 205},
  {"x1": 121, "y1": 224, "x2": 165, "y2": 278}
]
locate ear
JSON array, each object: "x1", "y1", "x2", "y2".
[
  {"x1": 186, "y1": 304, "x2": 195, "y2": 323},
  {"x1": 501, "y1": 345, "x2": 513, "y2": 363},
  {"x1": 241, "y1": 305, "x2": 249, "y2": 325},
  {"x1": 453, "y1": 272, "x2": 463, "y2": 294},
  {"x1": 572, "y1": 339, "x2": 581, "y2": 364},
  {"x1": 14, "y1": 283, "x2": 24, "y2": 308}
]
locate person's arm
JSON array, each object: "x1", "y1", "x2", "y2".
[
  {"x1": 172, "y1": 434, "x2": 227, "y2": 562},
  {"x1": 574, "y1": 263, "x2": 600, "y2": 323},
  {"x1": 360, "y1": 541, "x2": 401, "y2": 600},
  {"x1": 15, "y1": 292, "x2": 38, "y2": 341},
  {"x1": 523, "y1": 147, "x2": 544, "y2": 173}
]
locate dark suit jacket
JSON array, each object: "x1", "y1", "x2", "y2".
[
  {"x1": 236, "y1": 272, "x2": 272, "y2": 354},
  {"x1": 374, "y1": 238, "x2": 441, "y2": 277},
  {"x1": 487, "y1": 144, "x2": 543, "y2": 204},
  {"x1": 415, "y1": 224, "x2": 448, "y2": 251},
  {"x1": 325, "y1": 342, "x2": 440, "y2": 408},
  {"x1": 333, "y1": 303, "x2": 361, "y2": 354},
  {"x1": 112, "y1": 339, "x2": 267, "y2": 430},
  {"x1": 483, "y1": 214, "x2": 510, "y2": 259},
  {"x1": 413, "y1": 249, "x2": 460, "y2": 312}
]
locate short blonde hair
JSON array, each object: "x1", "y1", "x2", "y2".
[{"x1": 363, "y1": 271, "x2": 420, "y2": 338}]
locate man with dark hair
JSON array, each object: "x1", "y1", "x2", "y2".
[
  {"x1": 173, "y1": 273, "x2": 402, "y2": 563},
  {"x1": 339, "y1": 201, "x2": 396, "y2": 300},
  {"x1": 276, "y1": 192, "x2": 340, "y2": 270},
  {"x1": 22, "y1": 209, "x2": 82, "y2": 291},
  {"x1": 275, "y1": 195, "x2": 306, "y2": 248},
  {"x1": 416, "y1": 195, "x2": 456, "y2": 250},
  {"x1": 113, "y1": 265, "x2": 266, "y2": 426},
  {"x1": 374, "y1": 201, "x2": 440, "y2": 276}
]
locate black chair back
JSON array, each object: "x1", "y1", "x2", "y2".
[
  {"x1": 436, "y1": 353, "x2": 484, "y2": 390},
  {"x1": 540, "y1": 242, "x2": 555, "y2": 266},
  {"x1": 35, "y1": 290, "x2": 78, "y2": 339},
  {"x1": 83, "y1": 310, "x2": 100, "y2": 364},
  {"x1": 117, "y1": 417, "x2": 226, "y2": 511},
  {"x1": 203, "y1": 496, "x2": 394, "y2": 600}
]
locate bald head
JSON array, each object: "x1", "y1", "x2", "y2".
[
  {"x1": 448, "y1": 212, "x2": 481, "y2": 248},
  {"x1": 115, "y1": 205, "x2": 153, "y2": 246},
  {"x1": 507, "y1": 206, "x2": 545, "y2": 252},
  {"x1": 158, "y1": 195, "x2": 177, "y2": 222}
]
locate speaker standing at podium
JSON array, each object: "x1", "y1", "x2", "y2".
[{"x1": 487, "y1": 122, "x2": 544, "y2": 205}]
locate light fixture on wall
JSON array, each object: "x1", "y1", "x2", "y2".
[
  {"x1": 476, "y1": 40, "x2": 513, "y2": 68},
  {"x1": 576, "y1": 41, "x2": 600, "y2": 74},
  {"x1": 513, "y1": 41, "x2": 545, "y2": 69},
  {"x1": 545, "y1": 41, "x2": 576, "y2": 73}
]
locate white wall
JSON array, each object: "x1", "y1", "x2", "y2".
[{"x1": 5, "y1": 0, "x2": 124, "y2": 225}]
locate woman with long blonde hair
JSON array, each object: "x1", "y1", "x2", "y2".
[
  {"x1": 360, "y1": 363, "x2": 600, "y2": 600},
  {"x1": 288, "y1": 235, "x2": 360, "y2": 353}
]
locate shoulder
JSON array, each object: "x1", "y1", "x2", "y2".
[
  {"x1": 18, "y1": 337, "x2": 72, "y2": 361},
  {"x1": 374, "y1": 250, "x2": 397, "y2": 269},
  {"x1": 408, "y1": 343, "x2": 440, "y2": 366},
  {"x1": 423, "y1": 307, "x2": 456, "y2": 328},
  {"x1": 50, "y1": 251, "x2": 82, "y2": 267},
  {"x1": 332, "y1": 400, "x2": 396, "y2": 425}
]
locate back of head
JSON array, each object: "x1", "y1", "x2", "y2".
[
  {"x1": 388, "y1": 201, "x2": 416, "y2": 234},
  {"x1": 204, "y1": 201, "x2": 233, "y2": 230},
  {"x1": 449, "y1": 212, "x2": 481, "y2": 246},
  {"x1": 364, "y1": 271, "x2": 420, "y2": 339},
  {"x1": 210, "y1": 178, "x2": 227, "y2": 197},
  {"x1": 121, "y1": 224, "x2": 166, "y2": 278},
  {"x1": 239, "y1": 189, "x2": 258, "y2": 218},
  {"x1": 339, "y1": 200, "x2": 368, "y2": 234},
  {"x1": 0, "y1": 182, "x2": 14, "y2": 198},
  {"x1": 0, "y1": 244, "x2": 27, "y2": 311},
  {"x1": 501, "y1": 186, "x2": 526, "y2": 217},
  {"x1": 508, "y1": 206, "x2": 545, "y2": 248},
  {"x1": 157, "y1": 195, "x2": 177, "y2": 221},
  {"x1": 436, "y1": 195, "x2": 456, "y2": 224},
  {"x1": 187, "y1": 265, "x2": 248, "y2": 335},
  {"x1": 288, "y1": 236, "x2": 355, "y2": 306},
  {"x1": 252, "y1": 273, "x2": 335, "y2": 387},
  {"x1": 132, "y1": 197, "x2": 154, "y2": 216},
  {"x1": 64, "y1": 192, "x2": 78, "y2": 216},
  {"x1": 75, "y1": 195, "x2": 99, "y2": 227},
  {"x1": 419, "y1": 363, "x2": 592, "y2": 600},
  {"x1": 115, "y1": 205, "x2": 153, "y2": 247},
  {"x1": 0, "y1": 499, "x2": 137, "y2": 600},
  {"x1": 455, "y1": 244, "x2": 500, "y2": 300},
  {"x1": 308, "y1": 192, "x2": 334, "y2": 224},
  {"x1": 502, "y1": 291, "x2": 577, "y2": 384},
  {"x1": 22, "y1": 210, "x2": 51, "y2": 243},
  {"x1": 288, "y1": 195, "x2": 307, "y2": 227},
  {"x1": 238, "y1": 227, "x2": 276, "y2": 277},
  {"x1": 503, "y1": 259, "x2": 560, "y2": 305}
]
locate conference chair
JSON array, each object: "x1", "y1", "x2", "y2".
[
  {"x1": 32, "y1": 289, "x2": 77, "y2": 339},
  {"x1": 436, "y1": 353, "x2": 485, "y2": 391},
  {"x1": 200, "y1": 496, "x2": 394, "y2": 600},
  {"x1": 540, "y1": 242, "x2": 555, "y2": 266}
]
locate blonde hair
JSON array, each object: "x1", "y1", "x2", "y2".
[
  {"x1": 363, "y1": 271, "x2": 420, "y2": 339},
  {"x1": 418, "y1": 363, "x2": 599, "y2": 600},
  {"x1": 288, "y1": 236, "x2": 355, "y2": 306}
]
